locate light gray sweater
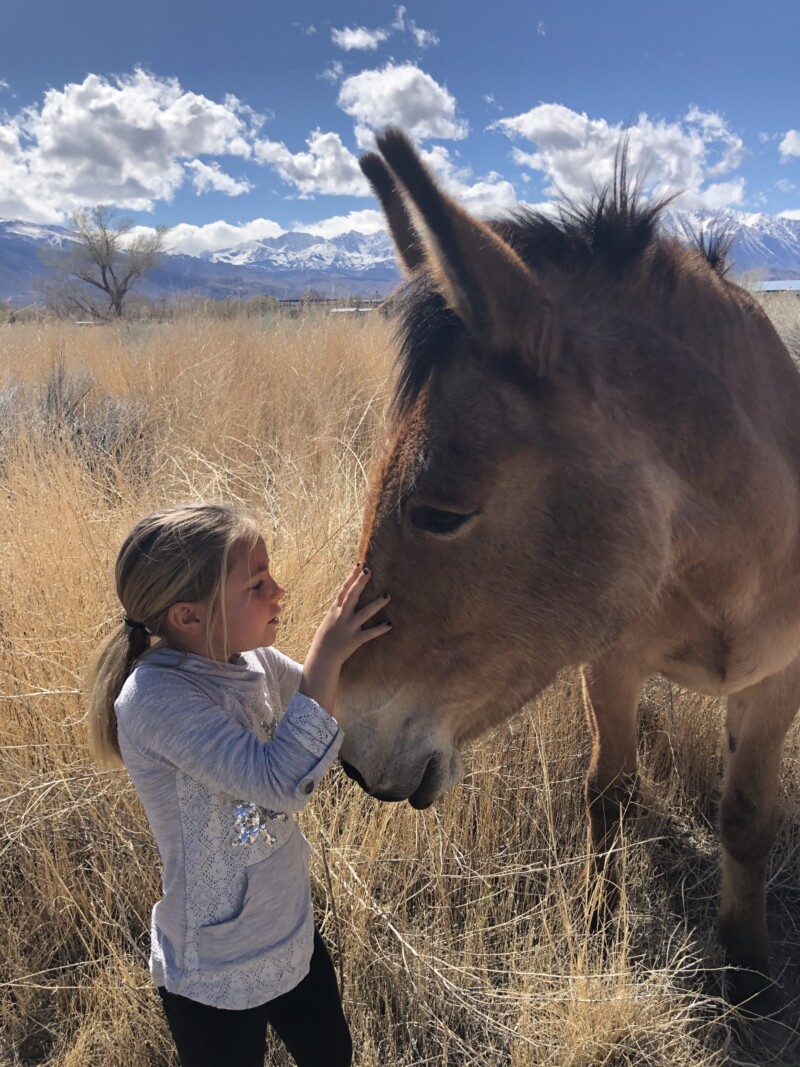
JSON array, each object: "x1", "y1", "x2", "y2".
[{"x1": 115, "y1": 643, "x2": 342, "y2": 1010}]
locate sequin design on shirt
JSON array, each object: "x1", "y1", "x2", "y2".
[{"x1": 232, "y1": 802, "x2": 288, "y2": 847}]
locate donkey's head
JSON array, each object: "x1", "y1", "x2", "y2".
[{"x1": 337, "y1": 129, "x2": 674, "y2": 807}]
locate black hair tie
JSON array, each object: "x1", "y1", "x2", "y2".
[{"x1": 123, "y1": 616, "x2": 148, "y2": 633}]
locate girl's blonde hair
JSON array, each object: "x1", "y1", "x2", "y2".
[{"x1": 86, "y1": 503, "x2": 260, "y2": 768}]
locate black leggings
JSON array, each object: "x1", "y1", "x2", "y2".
[{"x1": 157, "y1": 929, "x2": 352, "y2": 1067}]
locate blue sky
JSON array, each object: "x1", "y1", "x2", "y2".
[{"x1": 1, "y1": 0, "x2": 798, "y2": 254}]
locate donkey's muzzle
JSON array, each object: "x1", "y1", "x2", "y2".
[{"x1": 340, "y1": 758, "x2": 414, "y2": 803}]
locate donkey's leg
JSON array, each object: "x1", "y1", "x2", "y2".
[
  {"x1": 581, "y1": 654, "x2": 646, "y2": 896},
  {"x1": 718, "y1": 664, "x2": 800, "y2": 1012}
]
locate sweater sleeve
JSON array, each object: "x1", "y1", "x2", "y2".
[{"x1": 116, "y1": 671, "x2": 342, "y2": 812}]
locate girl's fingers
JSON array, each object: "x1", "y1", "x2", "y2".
[
  {"x1": 354, "y1": 620, "x2": 393, "y2": 646},
  {"x1": 336, "y1": 563, "x2": 365, "y2": 606},
  {"x1": 354, "y1": 593, "x2": 390, "y2": 625},
  {"x1": 335, "y1": 568, "x2": 392, "y2": 640},
  {"x1": 340, "y1": 565, "x2": 372, "y2": 610}
]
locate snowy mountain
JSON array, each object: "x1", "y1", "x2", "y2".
[
  {"x1": 206, "y1": 213, "x2": 800, "y2": 280},
  {"x1": 0, "y1": 220, "x2": 399, "y2": 306},
  {"x1": 205, "y1": 229, "x2": 396, "y2": 276},
  {"x1": 0, "y1": 220, "x2": 72, "y2": 306},
  {"x1": 0, "y1": 219, "x2": 76, "y2": 248},
  {"x1": 1, "y1": 209, "x2": 799, "y2": 307},
  {"x1": 667, "y1": 209, "x2": 800, "y2": 278}
]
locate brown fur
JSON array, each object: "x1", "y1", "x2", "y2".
[{"x1": 338, "y1": 128, "x2": 800, "y2": 1012}]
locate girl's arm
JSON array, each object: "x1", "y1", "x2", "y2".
[{"x1": 117, "y1": 677, "x2": 341, "y2": 812}]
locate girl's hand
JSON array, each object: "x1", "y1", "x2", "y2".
[{"x1": 299, "y1": 565, "x2": 391, "y2": 715}]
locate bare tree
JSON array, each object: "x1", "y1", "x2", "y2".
[{"x1": 41, "y1": 206, "x2": 170, "y2": 319}]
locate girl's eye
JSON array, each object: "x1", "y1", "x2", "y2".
[{"x1": 251, "y1": 580, "x2": 264, "y2": 591}]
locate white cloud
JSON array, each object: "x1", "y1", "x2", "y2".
[
  {"x1": 338, "y1": 63, "x2": 467, "y2": 148},
  {"x1": 776, "y1": 178, "x2": 796, "y2": 194},
  {"x1": 253, "y1": 129, "x2": 367, "y2": 197},
  {"x1": 417, "y1": 144, "x2": 519, "y2": 217},
  {"x1": 0, "y1": 124, "x2": 20, "y2": 156},
  {"x1": 319, "y1": 61, "x2": 345, "y2": 85},
  {"x1": 0, "y1": 69, "x2": 256, "y2": 220},
  {"x1": 683, "y1": 106, "x2": 745, "y2": 176},
  {"x1": 493, "y1": 103, "x2": 749, "y2": 211},
  {"x1": 331, "y1": 25, "x2": 389, "y2": 51},
  {"x1": 778, "y1": 209, "x2": 800, "y2": 220},
  {"x1": 693, "y1": 178, "x2": 746, "y2": 210},
  {"x1": 392, "y1": 6, "x2": 439, "y2": 48},
  {"x1": 0, "y1": 79, "x2": 10, "y2": 92},
  {"x1": 779, "y1": 130, "x2": 800, "y2": 160},
  {"x1": 255, "y1": 141, "x2": 520, "y2": 232},
  {"x1": 537, "y1": 21, "x2": 546, "y2": 36},
  {"x1": 298, "y1": 209, "x2": 386, "y2": 238},
  {"x1": 330, "y1": 11, "x2": 438, "y2": 53},
  {"x1": 131, "y1": 217, "x2": 285, "y2": 256},
  {"x1": 409, "y1": 24, "x2": 439, "y2": 48},
  {"x1": 185, "y1": 160, "x2": 252, "y2": 196}
]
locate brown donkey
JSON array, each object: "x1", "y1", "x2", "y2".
[{"x1": 337, "y1": 128, "x2": 800, "y2": 1014}]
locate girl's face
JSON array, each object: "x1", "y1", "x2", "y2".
[{"x1": 210, "y1": 536, "x2": 286, "y2": 659}]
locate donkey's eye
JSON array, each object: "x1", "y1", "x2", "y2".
[{"x1": 409, "y1": 506, "x2": 478, "y2": 535}]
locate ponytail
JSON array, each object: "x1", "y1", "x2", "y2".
[{"x1": 86, "y1": 622, "x2": 151, "y2": 768}]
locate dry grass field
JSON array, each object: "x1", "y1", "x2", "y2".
[{"x1": 1, "y1": 298, "x2": 799, "y2": 1066}]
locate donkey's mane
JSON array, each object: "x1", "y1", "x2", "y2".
[{"x1": 392, "y1": 171, "x2": 732, "y2": 419}]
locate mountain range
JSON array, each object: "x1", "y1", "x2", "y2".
[{"x1": 1, "y1": 209, "x2": 799, "y2": 308}]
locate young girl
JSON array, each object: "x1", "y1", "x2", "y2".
[{"x1": 86, "y1": 503, "x2": 391, "y2": 1067}]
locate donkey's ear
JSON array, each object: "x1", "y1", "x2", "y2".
[
  {"x1": 359, "y1": 151, "x2": 425, "y2": 273},
  {"x1": 373, "y1": 127, "x2": 561, "y2": 376}
]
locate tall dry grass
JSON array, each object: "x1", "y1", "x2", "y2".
[{"x1": 1, "y1": 304, "x2": 799, "y2": 1066}]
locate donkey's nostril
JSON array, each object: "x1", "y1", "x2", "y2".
[{"x1": 340, "y1": 759, "x2": 369, "y2": 791}]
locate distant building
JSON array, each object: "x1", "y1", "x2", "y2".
[{"x1": 753, "y1": 280, "x2": 800, "y2": 292}]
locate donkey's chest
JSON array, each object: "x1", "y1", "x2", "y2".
[{"x1": 643, "y1": 584, "x2": 800, "y2": 697}]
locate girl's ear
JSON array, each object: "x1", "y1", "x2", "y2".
[{"x1": 166, "y1": 601, "x2": 205, "y2": 636}]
